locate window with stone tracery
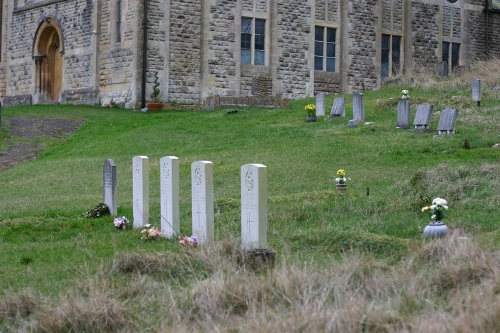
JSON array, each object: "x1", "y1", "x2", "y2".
[{"x1": 241, "y1": 17, "x2": 265, "y2": 66}]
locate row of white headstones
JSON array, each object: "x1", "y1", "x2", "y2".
[{"x1": 104, "y1": 156, "x2": 267, "y2": 249}]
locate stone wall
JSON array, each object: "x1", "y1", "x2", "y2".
[
  {"x1": 346, "y1": 0, "x2": 378, "y2": 92},
  {"x1": 410, "y1": 1, "x2": 440, "y2": 72},
  {"x1": 168, "y1": 0, "x2": 202, "y2": 104},
  {"x1": 276, "y1": 0, "x2": 312, "y2": 99}
]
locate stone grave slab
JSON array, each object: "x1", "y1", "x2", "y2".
[
  {"x1": 413, "y1": 104, "x2": 433, "y2": 130},
  {"x1": 329, "y1": 97, "x2": 346, "y2": 118},
  {"x1": 160, "y1": 156, "x2": 180, "y2": 238},
  {"x1": 103, "y1": 159, "x2": 117, "y2": 216},
  {"x1": 316, "y1": 92, "x2": 325, "y2": 116},
  {"x1": 191, "y1": 161, "x2": 214, "y2": 244},
  {"x1": 133, "y1": 156, "x2": 149, "y2": 229},
  {"x1": 241, "y1": 164, "x2": 268, "y2": 249},
  {"x1": 437, "y1": 109, "x2": 458, "y2": 135},
  {"x1": 472, "y1": 79, "x2": 481, "y2": 106},
  {"x1": 349, "y1": 93, "x2": 365, "y2": 127},
  {"x1": 397, "y1": 100, "x2": 411, "y2": 129}
]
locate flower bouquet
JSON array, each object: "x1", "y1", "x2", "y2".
[
  {"x1": 141, "y1": 224, "x2": 162, "y2": 241},
  {"x1": 113, "y1": 216, "x2": 129, "y2": 230},
  {"x1": 178, "y1": 235, "x2": 198, "y2": 248}
]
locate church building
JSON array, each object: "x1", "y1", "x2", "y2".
[{"x1": 0, "y1": 0, "x2": 499, "y2": 108}]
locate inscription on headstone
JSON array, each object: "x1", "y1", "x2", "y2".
[
  {"x1": 329, "y1": 97, "x2": 346, "y2": 118},
  {"x1": 472, "y1": 79, "x2": 481, "y2": 106},
  {"x1": 397, "y1": 100, "x2": 411, "y2": 129},
  {"x1": 241, "y1": 164, "x2": 268, "y2": 249},
  {"x1": 103, "y1": 159, "x2": 117, "y2": 216},
  {"x1": 414, "y1": 104, "x2": 433, "y2": 130},
  {"x1": 133, "y1": 156, "x2": 149, "y2": 229},
  {"x1": 160, "y1": 156, "x2": 180, "y2": 238},
  {"x1": 437, "y1": 109, "x2": 458, "y2": 135},
  {"x1": 191, "y1": 161, "x2": 214, "y2": 245},
  {"x1": 316, "y1": 92, "x2": 325, "y2": 116}
]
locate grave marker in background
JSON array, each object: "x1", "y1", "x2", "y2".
[
  {"x1": 316, "y1": 92, "x2": 325, "y2": 116},
  {"x1": 437, "y1": 109, "x2": 458, "y2": 135},
  {"x1": 241, "y1": 164, "x2": 268, "y2": 249},
  {"x1": 160, "y1": 156, "x2": 180, "y2": 238},
  {"x1": 191, "y1": 161, "x2": 214, "y2": 244},
  {"x1": 397, "y1": 100, "x2": 411, "y2": 129},
  {"x1": 133, "y1": 156, "x2": 149, "y2": 229},
  {"x1": 329, "y1": 97, "x2": 346, "y2": 118},
  {"x1": 472, "y1": 79, "x2": 481, "y2": 107},
  {"x1": 348, "y1": 93, "x2": 365, "y2": 127},
  {"x1": 414, "y1": 104, "x2": 433, "y2": 130},
  {"x1": 103, "y1": 159, "x2": 117, "y2": 216}
]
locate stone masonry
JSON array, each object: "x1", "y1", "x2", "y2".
[{"x1": 0, "y1": 0, "x2": 499, "y2": 107}]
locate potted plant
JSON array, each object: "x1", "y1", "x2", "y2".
[
  {"x1": 421, "y1": 197, "x2": 449, "y2": 238},
  {"x1": 335, "y1": 169, "x2": 350, "y2": 191},
  {"x1": 109, "y1": 98, "x2": 117, "y2": 108},
  {"x1": 305, "y1": 104, "x2": 316, "y2": 122},
  {"x1": 147, "y1": 71, "x2": 164, "y2": 111}
]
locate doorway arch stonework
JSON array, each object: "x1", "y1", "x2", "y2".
[{"x1": 32, "y1": 18, "x2": 64, "y2": 104}]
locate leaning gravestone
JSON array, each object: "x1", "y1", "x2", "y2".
[
  {"x1": 437, "y1": 109, "x2": 458, "y2": 135},
  {"x1": 133, "y1": 156, "x2": 149, "y2": 229},
  {"x1": 241, "y1": 164, "x2": 268, "y2": 249},
  {"x1": 191, "y1": 161, "x2": 214, "y2": 245},
  {"x1": 329, "y1": 97, "x2": 346, "y2": 118},
  {"x1": 413, "y1": 104, "x2": 433, "y2": 130},
  {"x1": 160, "y1": 156, "x2": 180, "y2": 238},
  {"x1": 103, "y1": 159, "x2": 117, "y2": 216},
  {"x1": 316, "y1": 92, "x2": 325, "y2": 116},
  {"x1": 472, "y1": 79, "x2": 481, "y2": 107},
  {"x1": 397, "y1": 100, "x2": 411, "y2": 129},
  {"x1": 348, "y1": 93, "x2": 365, "y2": 127}
]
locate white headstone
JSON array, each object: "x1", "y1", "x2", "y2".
[
  {"x1": 103, "y1": 159, "x2": 117, "y2": 216},
  {"x1": 241, "y1": 164, "x2": 268, "y2": 249},
  {"x1": 132, "y1": 156, "x2": 149, "y2": 229},
  {"x1": 329, "y1": 97, "x2": 346, "y2": 118},
  {"x1": 472, "y1": 79, "x2": 481, "y2": 104},
  {"x1": 160, "y1": 156, "x2": 180, "y2": 238},
  {"x1": 191, "y1": 161, "x2": 214, "y2": 245},
  {"x1": 316, "y1": 92, "x2": 325, "y2": 116},
  {"x1": 397, "y1": 100, "x2": 410, "y2": 129}
]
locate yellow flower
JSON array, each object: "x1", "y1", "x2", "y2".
[{"x1": 336, "y1": 169, "x2": 346, "y2": 177}]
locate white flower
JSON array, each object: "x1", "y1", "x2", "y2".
[
  {"x1": 402, "y1": 90, "x2": 408, "y2": 94},
  {"x1": 431, "y1": 214, "x2": 436, "y2": 220},
  {"x1": 145, "y1": 224, "x2": 151, "y2": 228}
]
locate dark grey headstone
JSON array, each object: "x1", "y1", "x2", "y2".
[
  {"x1": 414, "y1": 104, "x2": 433, "y2": 130},
  {"x1": 397, "y1": 100, "x2": 411, "y2": 129},
  {"x1": 437, "y1": 61, "x2": 448, "y2": 77},
  {"x1": 437, "y1": 109, "x2": 458, "y2": 135},
  {"x1": 472, "y1": 79, "x2": 481, "y2": 102},
  {"x1": 103, "y1": 159, "x2": 117, "y2": 216},
  {"x1": 349, "y1": 93, "x2": 364, "y2": 127},
  {"x1": 329, "y1": 97, "x2": 346, "y2": 118}
]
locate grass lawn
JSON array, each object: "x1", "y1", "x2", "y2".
[{"x1": 0, "y1": 64, "x2": 499, "y2": 331}]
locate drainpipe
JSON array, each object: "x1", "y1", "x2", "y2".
[{"x1": 141, "y1": 0, "x2": 148, "y2": 108}]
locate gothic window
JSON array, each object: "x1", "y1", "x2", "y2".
[
  {"x1": 314, "y1": 26, "x2": 336, "y2": 72},
  {"x1": 442, "y1": 42, "x2": 460, "y2": 70},
  {"x1": 241, "y1": 17, "x2": 265, "y2": 66},
  {"x1": 116, "y1": 0, "x2": 122, "y2": 43},
  {"x1": 381, "y1": 34, "x2": 401, "y2": 77}
]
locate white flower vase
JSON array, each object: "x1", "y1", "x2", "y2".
[
  {"x1": 336, "y1": 183, "x2": 347, "y2": 191},
  {"x1": 423, "y1": 221, "x2": 449, "y2": 239}
]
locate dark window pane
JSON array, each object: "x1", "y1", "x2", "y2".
[
  {"x1": 381, "y1": 49, "x2": 389, "y2": 77},
  {"x1": 327, "y1": 28, "x2": 336, "y2": 43},
  {"x1": 442, "y1": 42, "x2": 450, "y2": 63},
  {"x1": 327, "y1": 42, "x2": 335, "y2": 57},
  {"x1": 382, "y1": 35, "x2": 390, "y2": 50},
  {"x1": 255, "y1": 19, "x2": 265, "y2": 35},
  {"x1": 381, "y1": 63, "x2": 389, "y2": 77},
  {"x1": 315, "y1": 41, "x2": 323, "y2": 56},
  {"x1": 255, "y1": 34, "x2": 265, "y2": 50},
  {"x1": 315, "y1": 56, "x2": 323, "y2": 71},
  {"x1": 242, "y1": 18, "x2": 252, "y2": 34},
  {"x1": 451, "y1": 43, "x2": 460, "y2": 68},
  {"x1": 392, "y1": 36, "x2": 400, "y2": 74},
  {"x1": 315, "y1": 27, "x2": 324, "y2": 41},
  {"x1": 241, "y1": 34, "x2": 251, "y2": 49}
]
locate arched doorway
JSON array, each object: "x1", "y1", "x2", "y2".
[{"x1": 33, "y1": 19, "x2": 63, "y2": 103}]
